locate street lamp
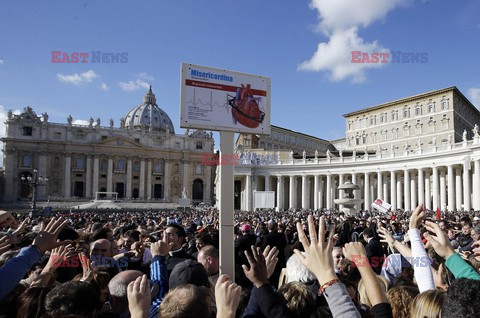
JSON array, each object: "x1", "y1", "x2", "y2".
[{"x1": 21, "y1": 169, "x2": 48, "y2": 215}]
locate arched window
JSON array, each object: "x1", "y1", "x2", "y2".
[
  {"x1": 22, "y1": 154, "x2": 31, "y2": 167},
  {"x1": 133, "y1": 161, "x2": 140, "y2": 172},
  {"x1": 154, "y1": 161, "x2": 164, "y2": 174},
  {"x1": 116, "y1": 159, "x2": 126, "y2": 171}
]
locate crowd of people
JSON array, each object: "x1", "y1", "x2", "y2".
[{"x1": 1, "y1": 205, "x2": 480, "y2": 318}]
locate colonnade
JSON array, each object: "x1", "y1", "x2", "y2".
[{"x1": 238, "y1": 160, "x2": 480, "y2": 212}]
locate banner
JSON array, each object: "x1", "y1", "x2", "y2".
[
  {"x1": 372, "y1": 198, "x2": 392, "y2": 213},
  {"x1": 253, "y1": 191, "x2": 275, "y2": 209},
  {"x1": 180, "y1": 63, "x2": 271, "y2": 134}
]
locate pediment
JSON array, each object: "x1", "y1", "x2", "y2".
[{"x1": 96, "y1": 136, "x2": 143, "y2": 148}]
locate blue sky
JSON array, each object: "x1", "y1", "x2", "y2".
[{"x1": 1, "y1": 0, "x2": 480, "y2": 157}]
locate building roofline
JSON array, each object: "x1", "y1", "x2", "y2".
[
  {"x1": 342, "y1": 86, "x2": 478, "y2": 117},
  {"x1": 270, "y1": 125, "x2": 330, "y2": 143}
]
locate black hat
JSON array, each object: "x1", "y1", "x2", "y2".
[
  {"x1": 169, "y1": 259, "x2": 210, "y2": 290},
  {"x1": 362, "y1": 228, "x2": 374, "y2": 238}
]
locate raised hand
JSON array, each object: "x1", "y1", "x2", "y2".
[
  {"x1": 0, "y1": 211, "x2": 18, "y2": 228},
  {"x1": 12, "y1": 218, "x2": 29, "y2": 236},
  {"x1": 79, "y1": 252, "x2": 94, "y2": 282},
  {"x1": 150, "y1": 232, "x2": 173, "y2": 257},
  {"x1": 473, "y1": 240, "x2": 480, "y2": 255},
  {"x1": 263, "y1": 245, "x2": 279, "y2": 279},
  {"x1": 31, "y1": 218, "x2": 71, "y2": 253},
  {"x1": 423, "y1": 221, "x2": 455, "y2": 259},
  {"x1": 293, "y1": 215, "x2": 337, "y2": 285},
  {"x1": 127, "y1": 275, "x2": 151, "y2": 318},
  {"x1": 343, "y1": 242, "x2": 368, "y2": 266},
  {"x1": 242, "y1": 246, "x2": 269, "y2": 288},
  {"x1": 409, "y1": 205, "x2": 425, "y2": 230},
  {"x1": 378, "y1": 227, "x2": 395, "y2": 246},
  {"x1": 215, "y1": 274, "x2": 242, "y2": 318}
]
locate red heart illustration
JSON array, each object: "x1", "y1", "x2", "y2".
[{"x1": 230, "y1": 84, "x2": 265, "y2": 129}]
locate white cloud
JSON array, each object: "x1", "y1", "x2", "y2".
[
  {"x1": 72, "y1": 119, "x2": 90, "y2": 126},
  {"x1": 118, "y1": 78, "x2": 150, "y2": 92},
  {"x1": 100, "y1": 83, "x2": 109, "y2": 91},
  {"x1": 299, "y1": 0, "x2": 409, "y2": 82},
  {"x1": 0, "y1": 58, "x2": 4, "y2": 65},
  {"x1": 135, "y1": 72, "x2": 155, "y2": 81},
  {"x1": 468, "y1": 87, "x2": 480, "y2": 107},
  {"x1": 57, "y1": 70, "x2": 99, "y2": 85}
]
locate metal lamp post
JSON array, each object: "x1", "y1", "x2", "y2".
[{"x1": 21, "y1": 169, "x2": 48, "y2": 214}]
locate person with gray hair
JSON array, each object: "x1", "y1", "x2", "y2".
[
  {"x1": 108, "y1": 270, "x2": 144, "y2": 317},
  {"x1": 286, "y1": 252, "x2": 316, "y2": 283}
]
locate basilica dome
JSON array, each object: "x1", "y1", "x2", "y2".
[{"x1": 124, "y1": 86, "x2": 175, "y2": 133}]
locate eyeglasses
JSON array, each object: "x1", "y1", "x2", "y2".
[{"x1": 335, "y1": 255, "x2": 345, "y2": 259}]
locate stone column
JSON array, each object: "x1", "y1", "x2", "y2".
[
  {"x1": 432, "y1": 166, "x2": 439, "y2": 210},
  {"x1": 410, "y1": 172, "x2": 417, "y2": 210},
  {"x1": 289, "y1": 176, "x2": 295, "y2": 209},
  {"x1": 352, "y1": 173, "x2": 358, "y2": 209},
  {"x1": 396, "y1": 175, "x2": 402, "y2": 211},
  {"x1": 182, "y1": 162, "x2": 189, "y2": 200},
  {"x1": 147, "y1": 160, "x2": 153, "y2": 199},
  {"x1": 425, "y1": 170, "x2": 431, "y2": 210},
  {"x1": 205, "y1": 166, "x2": 212, "y2": 204},
  {"x1": 390, "y1": 171, "x2": 396, "y2": 210},
  {"x1": 326, "y1": 174, "x2": 332, "y2": 210},
  {"x1": 440, "y1": 169, "x2": 447, "y2": 211},
  {"x1": 126, "y1": 158, "x2": 132, "y2": 199},
  {"x1": 246, "y1": 174, "x2": 252, "y2": 211},
  {"x1": 364, "y1": 172, "x2": 370, "y2": 211},
  {"x1": 302, "y1": 175, "x2": 308, "y2": 209},
  {"x1": 338, "y1": 174, "x2": 344, "y2": 210},
  {"x1": 93, "y1": 157, "x2": 99, "y2": 198},
  {"x1": 3, "y1": 151, "x2": 15, "y2": 201},
  {"x1": 265, "y1": 175, "x2": 270, "y2": 191},
  {"x1": 107, "y1": 157, "x2": 113, "y2": 193},
  {"x1": 404, "y1": 169, "x2": 410, "y2": 211},
  {"x1": 418, "y1": 168, "x2": 424, "y2": 206},
  {"x1": 383, "y1": 176, "x2": 389, "y2": 203},
  {"x1": 377, "y1": 171, "x2": 383, "y2": 201},
  {"x1": 447, "y1": 165, "x2": 455, "y2": 211},
  {"x1": 277, "y1": 176, "x2": 284, "y2": 210},
  {"x1": 64, "y1": 155, "x2": 71, "y2": 198},
  {"x1": 456, "y1": 168, "x2": 463, "y2": 210},
  {"x1": 38, "y1": 153, "x2": 47, "y2": 199},
  {"x1": 314, "y1": 175, "x2": 319, "y2": 210},
  {"x1": 464, "y1": 161, "x2": 471, "y2": 211},
  {"x1": 86, "y1": 156, "x2": 92, "y2": 199},
  {"x1": 139, "y1": 159, "x2": 146, "y2": 199},
  {"x1": 164, "y1": 160, "x2": 171, "y2": 200},
  {"x1": 475, "y1": 160, "x2": 480, "y2": 210}
]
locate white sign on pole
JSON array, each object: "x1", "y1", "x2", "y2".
[
  {"x1": 253, "y1": 191, "x2": 275, "y2": 209},
  {"x1": 178, "y1": 198, "x2": 191, "y2": 207},
  {"x1": 180, "y1": 63, "x2": 271, "y2": 134}
]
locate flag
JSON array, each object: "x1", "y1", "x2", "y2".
[
  {"x1": 371, "y1": 198, "x2": 391, "y2": 213},
  {"x1": 436, "y1": 207, "x2": 441, "y2": 220}
]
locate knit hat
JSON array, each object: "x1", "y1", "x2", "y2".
[
  {"x1": 240, "y1": 224, "x2": 251, "y2": 232},
  {"x1": 169, "y1": 260, "x2": 210, "y2": 290}
]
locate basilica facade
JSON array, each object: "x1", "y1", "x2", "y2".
[
  {"x1": 234, "y1": 86, "x2": 480, "y2": 212},
  {"x1": 2, "y1": 87, "x2": 215, "y2": 204}
]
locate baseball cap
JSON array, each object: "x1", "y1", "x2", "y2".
[{"x1": 169, "y1": 260, "x2": 210, "y2": 290}]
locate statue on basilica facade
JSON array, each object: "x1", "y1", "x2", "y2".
[
  {"x1": 326, "y1": 149, "x2": 331, "y2": 159},
  {"x1": 96, "y1": 117, "x2": 101, "y2": 127},
  {"x1": 339, "y1": 148, "x2": 343, "y2": 158},
  {"x1": 42, "y1": 112, "x2": 49, "y2": 122},
  {"x1": 182, "y1": 187, "x2": 187, "y2": 198},
  {"x1": 473, "y1": 124, "x2": 479, "y2": 137},
  {"x1": 67, "y1": 115, "x2": 73, "y2": 125},
  {"x1": 314, "y1": 149, "x2": 318, "y2": 158},
  {"x1": 120, "y1": 117, "x2": 125, "y2": 128},
  {"x1": 89, "y1": 117, "x2": 94, "y2": 127},
  {"x1": 109, "y1": 118, "x2": 114, "y2": 128},
  {"x1": 7, "y1": 110, "x2": 13, "y2": 119},
  {"x1": 302, "y1": 150, "x2": 306, "y2": 159},
  {"x1": 463, "y1": 129, "x2": 467, "y2": 142}
]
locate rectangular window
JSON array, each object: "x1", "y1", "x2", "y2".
[
  {"x1": 195, "y1": 164, "x2": 202, "y2": 175},
  {"x1": 53, "y1": 132, "x2": 62, "y2": 139},
  {"x1": 196, "y1": 142, "x2": 203, "y2": 150},
  {"x1": 22, "y1": 127, "x2": 33, "y2": 136}
]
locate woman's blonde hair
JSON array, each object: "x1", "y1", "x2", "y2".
[
  {"x1": 358, "y1": 275, "x2": 389, "y2": 307},
  {"x1": 387, "y1": 286, "x2": 419, "y2": 318},
  {"x1": 410, "y1": 289, "x2": 446, "y2": 318}
]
